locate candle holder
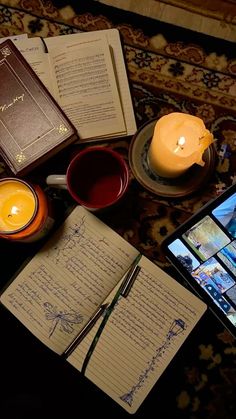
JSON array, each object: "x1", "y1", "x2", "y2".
[{"x1": 128, "y1": 118, "x2": 216, "y2": 198}]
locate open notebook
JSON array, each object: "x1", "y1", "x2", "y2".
[{"x1": 0, "y1": 206, "x2": 206, "y2": 413}]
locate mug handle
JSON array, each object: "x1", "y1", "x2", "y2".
[{"x1": 46, "y1": 175, "x2": 67, "y2": 190}]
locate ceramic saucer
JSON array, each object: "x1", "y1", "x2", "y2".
[{"x1": 128, "y1": 119, "x2": 216, "y2": 198}]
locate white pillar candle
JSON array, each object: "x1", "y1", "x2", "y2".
[{"x1": 148, "y1": 112, "x2": 214, "y2": 178}]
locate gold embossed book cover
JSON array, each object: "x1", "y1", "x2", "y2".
[{"x1": 0, "y1": 39, "x2": 77, "y2": 175}]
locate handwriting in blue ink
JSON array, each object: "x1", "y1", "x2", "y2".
[{"x1": 120, "y1": 318, "x2": 186, "y2": 406}]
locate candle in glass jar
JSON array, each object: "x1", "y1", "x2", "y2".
[
  {"x1": 0, "y1": 179, "x2": 36, "y2": 232},
  {"x1": 148, "y1": 112, "x2": 213, "y2": 178}
]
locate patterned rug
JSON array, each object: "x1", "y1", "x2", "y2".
[
  {"x1": 0, "y1": 1, "x2": 236, "y2": 418},
  {"x1": 97, "y1": 0, "x2": 236, "y2": 23},
  {"x1": 95, "y1": 0, "x2": 236, "y2": 41}
]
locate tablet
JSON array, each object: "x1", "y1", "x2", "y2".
[{"x1": 162, "y1": 183, "x2": 236, "y2": 337}]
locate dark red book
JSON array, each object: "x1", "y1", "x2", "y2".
[{"x1": 0, "y1": 39, "x2": 78, "y2": 175}]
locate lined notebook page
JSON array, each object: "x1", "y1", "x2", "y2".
[
  {"x1": 0, "y1": 207, "x2": 138, "y2": 355},
  {"x1": 68, "y1": 255, "x2": 206, "y2": 413}
]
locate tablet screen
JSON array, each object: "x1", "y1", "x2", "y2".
[{"x1": 163, "y1": 184, "x2": 236, "y2": 336}]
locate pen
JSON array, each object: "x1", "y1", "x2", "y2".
[
  {"x1": 63, "y1": 303, "x2": 108, "y2": 358},
  {"x1": 81, "y1": 253, "x2": 142, "y2": 374},
  {"x1": 120, "y1": 252, "x2": 142, "y2": 294},
  {"x1": 121, "y1": 254, "x2": 142, "y2": 297}
]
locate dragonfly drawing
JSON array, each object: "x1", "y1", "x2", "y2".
[{"x1": 43, "y1": 302, "x2": 84, "y2": 338}]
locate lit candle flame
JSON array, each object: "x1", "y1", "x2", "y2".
[
  {"x1": 174, "y1": 136, "x2": 186, "y2": 153},
  {"x1": 8, "y1": 205, "x2": 19, "y2": 218},
  {"x1": 11, "y1": 206, "x2": 19, "y2": 215}
]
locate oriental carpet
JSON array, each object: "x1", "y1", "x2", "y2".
[{"x1": 0, "y1": 1, "x2": 236, "y2": 418}]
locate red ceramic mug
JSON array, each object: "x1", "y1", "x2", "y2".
[{"x1": 46, "y1": 146, "x2": 129, "y2": 211}]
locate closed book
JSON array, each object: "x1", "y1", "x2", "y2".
[{"x1": 0, "y1": 39, "x2": 77, "y2": 175}]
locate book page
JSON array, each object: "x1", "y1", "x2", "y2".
[
  {"x1": 68, "y1": 255, "x2": 206, "y2": 413},
  {"x1": 23, "y1": 51, "x2": 52, "y2": 93},
  {"x1": 48, "y1": 39, "x2": 126, "y2": 139},
  {"x1": 45, "y1": 29, "x2": 137, "y2": 138},
  {"x1": 0, "y1": 207, "x2": 139, "y2": 355},
  {"x1": 103, "y1": 28, "x2": 137, "y2": 136},
  {"x1": 0, "y1": 34, "x2": 28, "y2": 44},
  {"x1": 12, "y1": 37, "x2": 53, "y2": 93}
]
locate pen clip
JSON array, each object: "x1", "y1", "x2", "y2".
[
  {"x1": 120, "y1": 253, "x2": 142, "y2": 298},
  {"x1": 121, "y1": 265, "x2": 141, "y2": 297}
]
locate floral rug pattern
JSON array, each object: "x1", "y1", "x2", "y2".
[{"x1": 0, "y1": 1, "x2": 236, "y2": 418}]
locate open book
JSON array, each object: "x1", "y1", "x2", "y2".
[
  {"x1": 0, "y1": 207, "x2": 206, "y2": 413},
  {"x1": 9, "y1": 29, "x2": 137, "y2": 142}
]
